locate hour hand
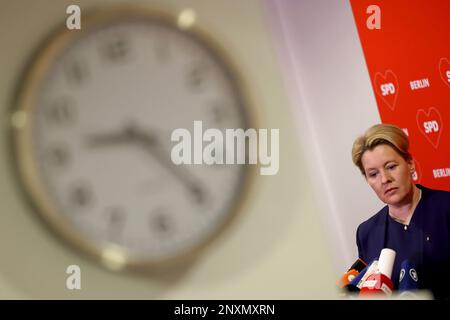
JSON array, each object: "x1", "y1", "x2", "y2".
[
  {"x1": 85, "y1": 131, "x2": 130, "y2": 147},
  {"x1": 85, "y1": 124, "x2": 153, "y2": 147}
]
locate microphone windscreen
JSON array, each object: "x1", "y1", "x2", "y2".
[
  {"x1": 360, "y1": 272, "x2": 394, "y2": 295},
  {"x1": 338, "y1": 270, "x2": 358, "y2": 288},
  {"x1": 378, "y1": 248, "x2": 396, "y2": 278},
  {"x1": 398, "y1": 260, "x2": 419, "y2": 291},
  {"x1": 338, "y1": 258, "x2": 368, "y2": 288},
  {"x1": 346, "y1": 265, "x2": 368, "y2": 292}
]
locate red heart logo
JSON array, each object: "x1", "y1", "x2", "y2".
[
  {"x1": 439, "y1": 57, "x2": 450, "y2": 88},
  {"x1": 373, "y1": 70, "x2": 399, "y2": 111},
  {"x1": 416, "y1": 107, "x2": 443, "y2": 149}
]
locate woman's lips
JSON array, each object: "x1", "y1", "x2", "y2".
[{"x1": 385, "y1": 187, "x2": 398, "y2": 195}]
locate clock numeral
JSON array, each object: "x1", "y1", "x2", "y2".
[
  {"x1": 64, "y1": 59, "x2": 89, "y2": 85},
  {"x1": 100, "y1": 34, "x2": 130, "y2": 63},
  {"x1": 209, "y1": 101, "x2": 229, "y2": 124},
  {"x1": 150, "y1": 208, "x2": 173, "y2": 235},
  {"x1": 68, "y1": 182, "x2": 93, "y2": 209},
  {"x1": 45, "y1": 144, "x2": 70, "y2": 168},
  {"x1": 186, "y1": 62, "x2": 208, "y2": 91},
  {"x1": 106, "y1": 207, "x2": 126, "y2": 242},
  {"x1": 189, "y1": 184, "x2": 207, "y2": 205},
  {"x1": 45, "y1": 97, "x2": 76, "y2": 125}
]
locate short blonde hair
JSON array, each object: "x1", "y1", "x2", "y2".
[{"x1": 352, "y1": 124, "x2": 412, "y2": 175}]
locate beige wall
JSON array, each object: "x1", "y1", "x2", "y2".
[{"x1": 0, "y1": 0, "x2": 336, "y2": 299}]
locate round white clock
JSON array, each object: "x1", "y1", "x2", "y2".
[{"x1": 12, "y1": 6, "x2": 255, "y2": 270}]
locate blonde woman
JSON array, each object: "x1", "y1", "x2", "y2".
[{"x1": 352, "y1": 124, "x2": 450, "y2": 299}]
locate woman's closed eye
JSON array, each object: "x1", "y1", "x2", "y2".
[
  {"x1": 367, "y1": 171, "x2": 378, "y2": 178},
  {"x1": 386, "y1": 164, "x2": 398, "y2": 170}
]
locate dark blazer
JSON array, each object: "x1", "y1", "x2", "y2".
[{"x1": 356, "y1": 184, "x2": 450, "y2": 299}]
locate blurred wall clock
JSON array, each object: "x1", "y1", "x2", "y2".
[{"x1": 11, "y1": 5, "x2": 255, "y2": 271}]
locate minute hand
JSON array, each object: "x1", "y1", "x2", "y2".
[{"x1": 131, "y1": 127, "x2": 205, "y2": 204}]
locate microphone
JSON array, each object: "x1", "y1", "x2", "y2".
[
  {"x1": 338, "y1": 258, "x2": 368, "y2": 288},
  {"x1": 345, "y1": 260, "x2": 378, "y2": 292},
  {"x1": 360, "y1": 248, "x2": 396, "y2": 296},
  {"x1": 398, "y1": 260, "x2": 419, "y2": 297}
]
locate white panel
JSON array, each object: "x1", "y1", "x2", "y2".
[{"x1": 265, "y1": 0, "x2": 384, "y2": 272}]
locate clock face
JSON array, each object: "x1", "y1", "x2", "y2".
[{"x1": 13, "y1": 8, "x2": 253, "y2": 269}]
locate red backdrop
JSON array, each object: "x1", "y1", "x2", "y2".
[{"x1": 350, "y1": 0, "x2": 450, "y2": 191}]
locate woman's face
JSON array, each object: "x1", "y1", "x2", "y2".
[{"x1": 361, "y1": 144, "x2": 415, "y2": 206}]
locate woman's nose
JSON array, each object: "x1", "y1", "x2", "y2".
[{"x1": 380, "y1": 170, "x2": 392, "y2": 183}]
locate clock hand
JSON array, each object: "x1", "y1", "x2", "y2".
[
  {"x1": 84, "y1": 122, "x2": 156, "y2": 148},
  {"x1": 85, "y1": 124, "x2": 206, "y2": 204},
  {"x1": 85, "y1": 130, "x2": 133, "y2": 147},
  {"x1": 126, "y1": 124, "x2": 206, "y2": 205}
]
